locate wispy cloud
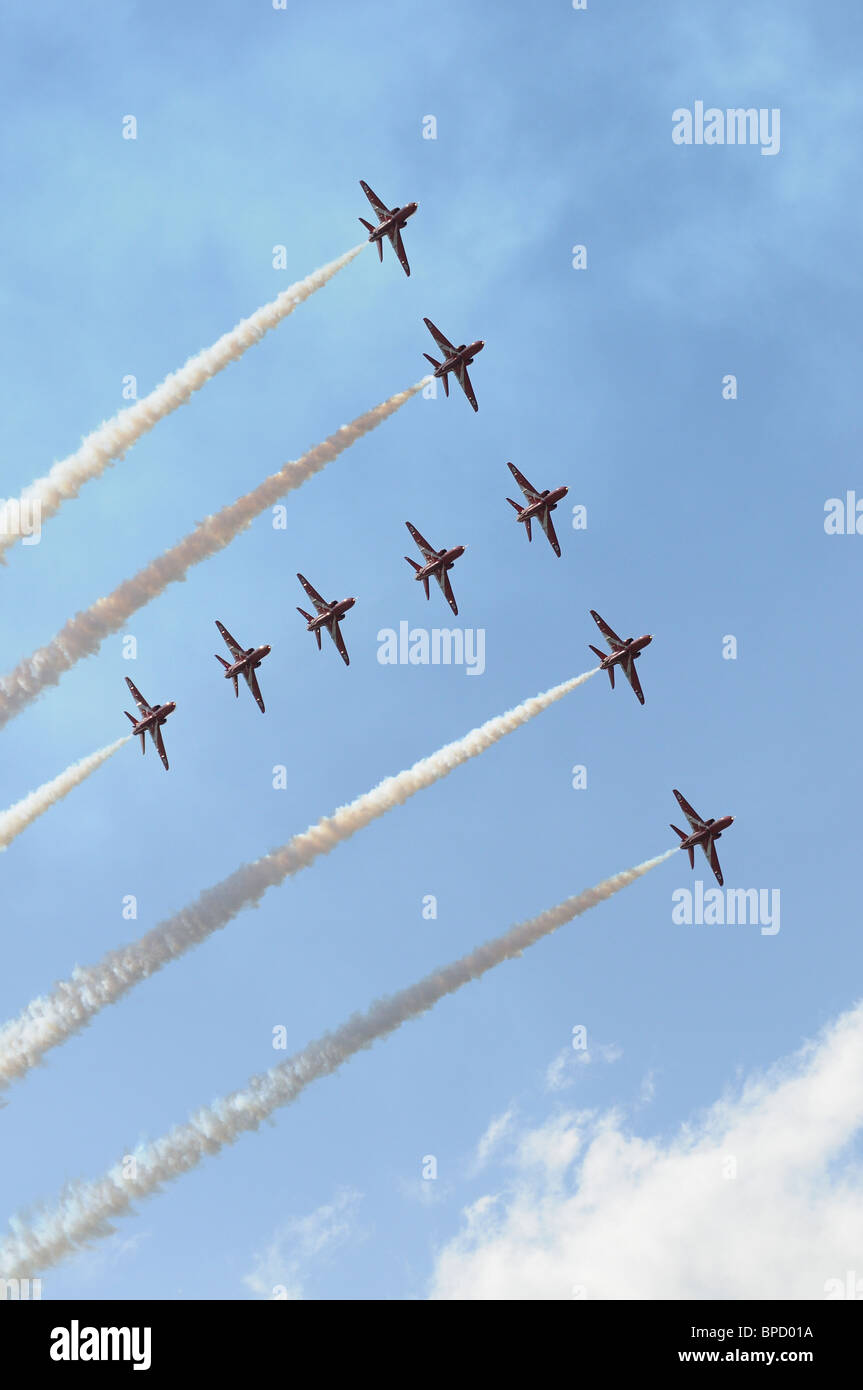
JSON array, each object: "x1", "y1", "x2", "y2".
[
  {"x1": 544, "y1": 1041, "x2": 623, "y2": 1094},
  {"x1": 430, "y1": 1001, "x2": 863, "y2": 1299},
  {"x1": 471, "y1": 1107, "x2": 517, "y2": 1175},
  {"x1": 243, "y1": 1190, "x2": 362, "y2": 1300}
]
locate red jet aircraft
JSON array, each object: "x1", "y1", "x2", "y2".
[
  {"x1": 670, "y1": 789, "x2": 735, "y2": 886},
  {"x1": 506, "y1": 462, "x2": 569, "y2": 557},
  {"x1": 214, "y1": 620, "x2": 271, "y2": 713},
  {"x1": 123, "y1": 677, "x2": 176, "y2": 771},
  {"x1": 297, "y1": 574, "x2": 356, "y2": 666},
  {"x1": 404, "y1": 522, "x2": 466, "y2": 616},
  {"x1": 588, "y1": 610, "x2": 653, "y2": 705},
  {"x1": 358, "y1": 180, "x2": 417, "y2": 276},
  {"x1": 422, "y1": 318, "x2": 485, "y2": 411}
]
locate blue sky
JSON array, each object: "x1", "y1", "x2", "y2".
[{"x1": 1, "y1": 0, "x2": 862, "y2": 1299}]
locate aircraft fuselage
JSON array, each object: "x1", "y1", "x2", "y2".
[
  {"x1": 438, "y1": 340, "x2": 485, "y2": 376},
  {"x1": 679, "y1": 814, "x2": 735, "y2": 850},
  {"x1": 369, "y1": 202, "x2": 418, "y2": 240},
  {"x1": 131, "y1": 700, "x2": 176, "y2": 737},
  {"x1": 520, "y1": 485, "x2": 568, "y2": 521},
  {"x1": 602, "y1": 634, "x2": 653, "y2": 669},
  {"x1": 417, "y1": 546, "x2": 465, "y2": 578},
  {"x1": 306, "y1": 597, "x2": 356, "y2": 631},
  {"x1": 222, "y1": 645, "x2": 271, "y2": 679}
]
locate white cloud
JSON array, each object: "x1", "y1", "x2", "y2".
[
  {"x1": 243, "y1": 1189, "x2": 362, "y2": 1300},
  {"x1": 545, "y1": 1041, "x2": 623, "y2": 1093},
  {"x1": 638, "y1": 1070, "x2": 656, "y2": 1105},
  {"x1": 429, "y1": 1002, "x2": 863, "y2": 1300},
  {"x1": 471, "y1": 1106, "x2": 517, "y2": 1173}
]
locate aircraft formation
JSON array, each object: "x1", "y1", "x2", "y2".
[{"x1": 121, "y1": 180, "x2": 735, "y2": 883}]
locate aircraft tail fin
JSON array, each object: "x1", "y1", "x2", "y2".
[
  {"x1": 214, "y1": 653, "x2": 231, "y2": 670},
  {"x1": 232, "y1": 676, "x2": 239, "y2": 698},
  {"x1": 671, "y1": 825, "x2": 695, "y2": 868},
  {"x1": 589, "y1": 645, "x2": 613, "y2": 687},
  {"x1": 524, "y1": 516, "x2": 532, "y2": 542},
  {"x1": 139, "y1": 732, "x2": 146, "y2": 755},
  {"x1": 297, "y1": 606, "x2": 322, "y2": 647},
  {"x1": 506, "y1": 497, "x2": 524, "y2": 515},
  {"x1": 124, "y1": 710, "x2": 137, "y2": 725},
  {"x1": 359, "y1": 218, "x2": 383, "y2": 258},
  {"x1": 422, "y1": 575, "x2": 430, "y2": 600},
  {"x1": 423, "y1": 354, "x2": 447, "y2": 394},
  {"x1": 404, "y1": 556, "x2": 422, "y2": 572}
]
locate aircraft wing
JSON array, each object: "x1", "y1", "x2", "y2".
[
  {"x1": 424, "y1": 318, "x2": 456, "y2": 356},
  {"x1": 216, "y1": 620, "x2": 245, "y2": 662},
  {"x1": 406, "y1": 521, "x2": 438, "y2": 563},
  {"x1": 702, "y1": 836, "x2": 724, "y2": 886},
  {"x1": 388, "y1": 227, "x2": 410, "y2": 276},
  {"x1": 673, "y1": 789, "x2": 706, "y2": 831},
  {"x1": 125, "y1": 677, "x2": 153, "y2": 716},
  {"x1": 537, "y1": 507, "x2": 561, "y2": 558},
  {"x1": 622, "y1": 654, "x2": 645, "y2": 705},
  {"x1": 327, "y1": 618, "x2": 350, "y2": 666},
  {"x1": 434, "y1": 568, "x2": 458, "y2": 616},
  {"x1": 243, "y1": 666, "x2": 265, "y2": 714},
  {"x1": 150, "y1": 722, "x2": 169, "y2": 771},
  {"x1": 360, "y1": 180, "x2": 390, "y2": 220},
  {"x1": 297, "y1": 573, "x2": 329, "y2": 615},
  {"x1": 590, "y1": 610, "x2": 623, "y2": 649},
  {"x1": 507, "y1": 462, "x2": 541, "y2": 503},
  {"x1": 453, "y1": 360, "x2": 478, "y2": 412}
]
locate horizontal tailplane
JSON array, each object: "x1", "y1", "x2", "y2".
[
  {"x1": 423, "y1": 354, "x2": 448, "y2": 394},
  {"x1": 589, "y1": 645, "x2": 614, "y2": 687},
  {"x1": 671, "y1": 825, "x2": 695, "y2": 868}
]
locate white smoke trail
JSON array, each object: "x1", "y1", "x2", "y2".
[
  {"x1": 0, "y1": 850, "x2": 674, "y2": 1277},
  {"x1": 0, "y1": 668, "x2": 598, "y2": 1090},
  {"x1": 0, "y1": 244, "x2": 365, "y2": 562},
  {"x1": 0, "y1": 381, "x2": 426, "y2": 727},
  {"x1": 0, "y1": 739, "x2": 129, "y2": 851}
]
